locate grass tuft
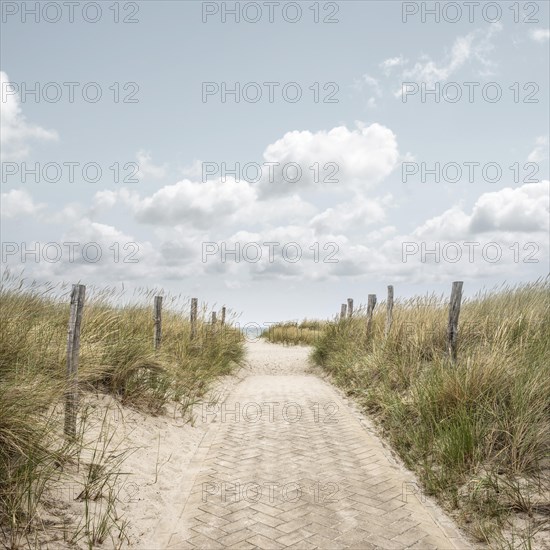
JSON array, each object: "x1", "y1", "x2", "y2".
[
  {"x1": 0, "y1": 270, "x2": 244, "y2": 546},
  {"x1": 311, "y1": 279, "x2": 550, "y2": 547}
]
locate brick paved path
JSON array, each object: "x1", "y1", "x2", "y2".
[{"x1": 152, "y1": 343, "x2": 473, "y2": 550}]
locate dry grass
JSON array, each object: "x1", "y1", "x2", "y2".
[
  {"x1": 0, "y1": 270, "x2": 244, "y2": 547},
  {"x1": 312, "y1": 279, "x2": 549, "y2": 548},
  {"x1": 262, "y1": 319, "x2": 326, "y2": 346}
]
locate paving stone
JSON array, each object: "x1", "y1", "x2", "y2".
[
  {"x1": 275, "y1": 527, "x2": 314, "y2": 547},
  {"x1": 150, "y1": 345, "x2": 474, "y2": 550},
  {"x1": 245, "y1": 533, "x2": 284, "y2": 549},
  {"x1": 219, "y1": 528, "x2": 256, "y2": 547}
]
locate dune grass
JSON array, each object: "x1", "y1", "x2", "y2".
[
  {"x1": 312, "y1": 280, "x2": 549, "y2": 547},
  {"x1": 0, "y1": 271, "x2": 244, "y2": 547},
  {"x1": 262, "y1": 319, "x2": 327, "y2": 346}
]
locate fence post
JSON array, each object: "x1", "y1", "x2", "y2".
[
  {"x1": 347, "y1": 298, "x2": 354, "y2": 318},
  {"x1": 212, "y1": 311, "x2": 217, "y2": 325},
  {"x1": 366, "y1": 294, "x2": 377, "y2": 335},
  {"x1": 64, "y1": 284, "x2": 86, "y2": 438},
  {"x1": 190, "y1": 298, "x2": 198, "y2": 340},
  {"x1": 340, "y1": 303, "x2": 347, "y2": 319},
  {"x1": 385, "y1": 285, "x2": 394, "y2": 338},
  {"x1": 221, "y1": 307, "x2": 226, "y2": 326},
  {"x1": 154, "y1": 296, "x2": 162, "y2": 350},
  {"x1": 447, "y1": 281, "x2": 463, "y2": 363}
]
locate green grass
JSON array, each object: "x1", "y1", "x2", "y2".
[
  {"x1": 312, "y1": 280, "x2": 549, "y2": 547},
  {"x1": 0, "y1": 270, "x2": 244, "y2": 547}
]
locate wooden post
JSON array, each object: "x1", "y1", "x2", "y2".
[
  {"x1": 190, "y1": 298, "x2": 198, "y2": 340},
  {"x1": 64, "y1": 284, "x2": 86, "y2": 438},
  {"x1": 153, "y1": 296, "x2": 162, "y2": 350},
  {"x1": 347, "y1": 298, "x2": 354, "y2": 318},
  {"x1": 340, "y1": 303, "x2": 347, "y2": 319},
  {"x1": 447, "y1": 281, "x2": 463, "y2": 363},
  {"x1": 210, "y1": 311, "x2": 217, "y2": 337},
  {"x1": 385, "y1": 285, "x2": 394, "y2": 337},
  {"x1": 366, "y1": 294, "x2": 377, "y2": 335},
  {"x1": 219, "y1": 307, "x2": 227, "y2": 344}
]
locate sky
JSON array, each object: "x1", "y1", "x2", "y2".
[{"x1": 1, "y1": 0, "x2": 549, "y2": 326}]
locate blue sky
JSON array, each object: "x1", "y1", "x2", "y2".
[{"x1": 1, "y1": 1, "x2": 549, "y2": 324}]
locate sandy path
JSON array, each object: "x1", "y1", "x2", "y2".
[{"x1": 137, "y1": 341, "x2": 474, "y2": 550}]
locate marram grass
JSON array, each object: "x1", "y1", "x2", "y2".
[
  {"x1": 0, "y1": 271, "x2": 244, "y2": 546},
  {"x1": 262, "y1": 319, "x2": 327, "y2": 346},
  {"x1": 312, "y1": 279, "x2": 549, "y2": 548}
]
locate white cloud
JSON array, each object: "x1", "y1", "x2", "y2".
[
  {"x1": 470, "y1": 22, "x2": 502, "y2": 76},
  {"x1": 107, "y1": 180, "x2": 317, "y2": 232},
  {"x1": 259, "y1": 122, "x2": 400, "y2": 196},
  {"x1": 310, "y1": 195, "x2": 391, "y2": 235},
  {"x1": 4, "y1": 181, "x2": 547, "y2": 285},
  {"x1": 7, "y1": 100, "x2": 544, "y2": 286},
  {"x1": 210, "y1": 225, "x2": 347, "y2": 281},
  {"x1": 361, "y1": 75, "x2": 381, "y2": 95},
  {"x1": 83, "y1": 190, "x2": 119, "y2": 220},
  {"x1": 352, "y1": 74, "x2": 382, "y2": 107},
  {"x1": 390, "y1": 24, "x2": 502, "y2": 97},
  {"x1": 58, "y1": 221, "x2": 152, "y2": 276},
  {"x1": 379, "y1": 56, "x2": 408, "y2": 76},
  {"x1": 409, "y1": 181, "x2": 549, "y2": 238},
  {"x1": 127, "y1": 177, "x2": 257, "y2": 228},
  {"x1": 366, "y1": 97, "x2": 377, "y2": 109},
  {"x1": 248, "y1": 194, "x2": 317, "y2": 225},
  {"x1": 365, "y1": 226, "x2": 398, "y2": 243},
  {"x1": 528, "y1": 136, "x2": 549, "y2": 162},
  {"x1": 469, "y1": 181, "x2": 549, "y2": 234},
  {"x1": 197, "y1": 176, "x2": 549, "y2": 281},
  {"x1": 44, "y1": 121, "x2": 402, "y2": 281},
  {"x1": 48, "y1": 203, "x2": 86, "y2": 225},
  {"x1": 366, "y1": 181, "x2": 550, "y2": 282},
  {"x1": 0, "y1": 189, "x2": 46, "y2": 218},
  {"x1": 27, "y1": 217, "x2": 178, "y2": 282},
  {"x1": 136, "y1": 150, "x2": 167, "y2": 180},
  {"x1": 400, "y1": 35, "x2": 473, "y2": 87},
  {"x1": 529, "y1": 28, "x2": 550, "y2": 43},
  {"x1": 180, "y1": 159, "x2": 204, "y2": 179},
  {"x1": 0, "y1": 71, "x2": 58, "y2": 161},
  {"x1": 412, "y1": 204, "x2": 472, "y2": 240},
  {"x1": 92, "y1": 190, "x2": 119, "y2": 210}
]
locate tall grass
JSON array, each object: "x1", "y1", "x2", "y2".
[
  {"x1": 0, "y1": 270, "x2": 244, "y2": 546},
  {"x1": 262, "y1": 319, "x2": 326, "y2": 346},
  {"x1": 312, "y1": 280, "x2": 549, "y2": 547}
]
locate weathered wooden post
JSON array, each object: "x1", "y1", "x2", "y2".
[
  {"x1": 340, "y1": 303, "x2": 347, "y2": 319},
  {"x1": 221, "y1": 307, "x2": 226, "y2": 326},
  {"x1": 447, "y1": 281, "x2": 463, "y2": 363},
  {"x1": 210, "y1": 311, "x2": 217, "y2": 338},
  {"x1": 366, "y1": 294, "x2": 377, "y2": 335},
  {"x1": 347, "y1": 298, "x2": 354, "y2": 318},
  {"x1": 190, "y1": 298, "x2": 198, "y2": 340},
  {"x1": 153, "y1": 296, "x2": 162, "y2": 350},
  {"x1": 385, "y1": 285, "x2": 394, "y2": 338},
  {"x1": 64, "y1": 284, "x2": 86, "y2": 438}
]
